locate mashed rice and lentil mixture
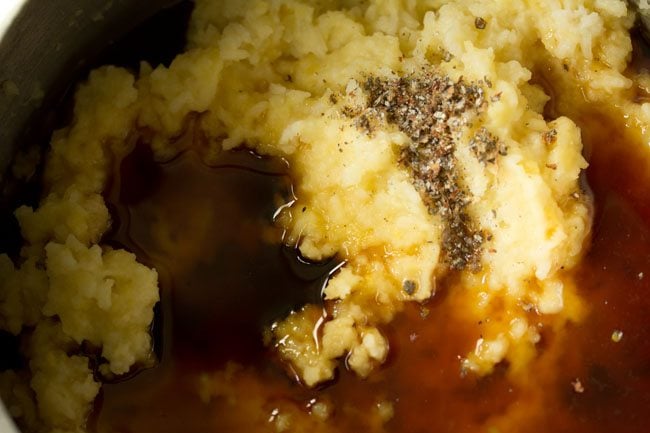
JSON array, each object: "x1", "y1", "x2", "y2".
[{"x1": 1, "y1": 0, "x2": 650, "y2": 432}]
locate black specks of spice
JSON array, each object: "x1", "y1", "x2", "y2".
[
  {"x1": 350, "y1": 70, "x2": 499, "y2": 271},
  {"x1": 403, "y1": 279, "x2": 417, "y2": 295}
]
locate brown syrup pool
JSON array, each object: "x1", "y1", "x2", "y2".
[
  {"x1": 91, "y1": 106, "x2": 650, "y2": 433},
  {"x1": 104, "y1": 143, "x2": 339, "y2": 365}
]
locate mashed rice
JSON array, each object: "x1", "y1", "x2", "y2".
[{"x1": 0, "y1": 0, "x2": 648, "y2": 431}]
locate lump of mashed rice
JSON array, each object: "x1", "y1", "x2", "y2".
[
  {"x1": 0, "y1": 68, "x2": 158, "y2": 433},
  {"x1": 181, "y1": 0, "x2": 599, "y2": 385},
  {"x1": 1, "y1": 0, "x2": 648, "y2": 431}
]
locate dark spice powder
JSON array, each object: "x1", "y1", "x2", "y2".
[
  {"x1": 470, "y1": 127, "x2": 506, "y2": 164},
  {"x1": 346, "y1": 69, "x2": 503, "y2": 271}
]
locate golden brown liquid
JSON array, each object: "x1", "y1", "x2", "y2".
[{"x1": 91, "y1": 105, "x2": 650, "y2": 433}]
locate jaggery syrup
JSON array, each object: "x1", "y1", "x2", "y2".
[{"x1": 91, "y1": 105, "x2": 650, "y2": 433}]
